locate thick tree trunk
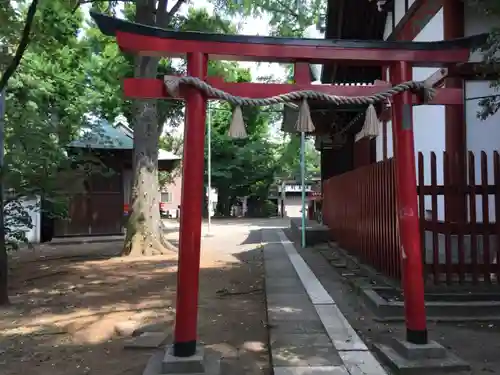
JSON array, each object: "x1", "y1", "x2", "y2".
[
  {"x1": 122, "y1": 99, "x2": 177, "y2": 256},
  {"x1": 121, "y1": 0, "x2": 182, "y2": 256},
  {"x1": 0, "y1": 250, "x2": 8, "y2": 305},
  {"x1": 216, "y1": 191, "x2": 232, "y2": 217}
]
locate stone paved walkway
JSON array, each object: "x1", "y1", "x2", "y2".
[{"x1": 262, "y1": 229, "x2": 388, "y2": 375}]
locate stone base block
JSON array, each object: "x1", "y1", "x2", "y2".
[
  {"x1": 374, "y1": 338, "x2": 470, "y2": 374},
  {"x1": 162, "y1": 345, "x2": 205, "y2": 374},
  {"x1": 143, "y1": 345, "x2": 220, "y2": 375},
  {"x1": 391, "y1": 338, "x2": 447, "y2": 360}
]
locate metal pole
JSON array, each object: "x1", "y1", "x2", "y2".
[
  {"x1": 173, "y1": 52, "x2": 208, "y2": 357},
  {"x1": 206, "y1": 106, "x2": 212, "y2": 236},
  {"x1": 300, "y1": 131, "x2": 306, "y2": 248}
]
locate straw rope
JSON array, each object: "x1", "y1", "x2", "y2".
[{"x1": 164, "y1": 76, "x2": 436, "y2": 107}]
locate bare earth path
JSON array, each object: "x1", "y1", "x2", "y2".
[{"x1": 0, "y1": 219, "x2": 276, "y2": 375}]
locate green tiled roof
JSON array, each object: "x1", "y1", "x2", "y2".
[
  {"x1": 69, "y1": 120, "x2": 181, "y2": 162},
  {"x1": 69, "y1": 120, "x2": 133, "y2": 150}
]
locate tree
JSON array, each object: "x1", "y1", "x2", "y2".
[
  {"x1": 206, "y1": 65, "x2": 280, "y2": 216},
  {"x1": 0, "y1": 0, "x2": 92, "y2": 305},
  {"x1": 82, "y1": 0, "x2": 322, "y2": 256},
  {"x1": 83, "y1": 3, "x2": 243, "y2": 255},
  {"x1": 1, "y1": 0, "x2": 41, "y2": 305},
  {"x1": 214, "y1": 0, "x2": 326, "y2": 37},
  {"x1": 276, "y1": 135, "x2": 320, "y2": 181},
  {"x1": 467, "y1": 0, "x2": 500, "y2": 119},
  {"x1": 158, "y1": 133, "x2": 183, "y2": 187},
  {"x1": 208, "y1": 106, "x2": 279, "y2": 216}
]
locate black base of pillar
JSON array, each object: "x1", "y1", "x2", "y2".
[
  {"x1": 173, "y1": 340, "x2": 197, "y2": 357},
  {"x1": 406, "y1": 328, "x2": 428, "y2": 345}
]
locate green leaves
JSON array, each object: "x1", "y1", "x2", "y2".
[
  {"x1": 1, "y1": 0, "x2": 94, "y2": 248},
  {"x1": 467, "y1": 0, "x2": 500, "y2": 119},
  {"x1": 213, "y1": 0, "x2": 325, "y2": 36}
]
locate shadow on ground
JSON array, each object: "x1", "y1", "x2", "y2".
[{"x1": 0, "y1": 230, "x2": 270, "y2": 375}]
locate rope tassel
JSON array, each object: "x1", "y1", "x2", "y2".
[
  {"x1": 164, "y1": 75, "x2": 181, "y2": 97},
  {"x1": 228, "y1": 105, "x2": 247, "y2": 139},
  {"x1": 355, "y1": 103, "x2": 380, "y2": 142},
  {"x1": 294, "y1": 99, "x2": 315, "y2": 133}
]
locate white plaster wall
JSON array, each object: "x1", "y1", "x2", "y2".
[
  {"x1": 383, "y1": 11, "x2": 393, "y2": 40},
  {"x1": 464, "y1": 5, "x2": 500, "y2": 222},
  {"x1": 378, "y1": 9, "x2": 446, "y2": 219},
  {"x1": 391, "y1": 0, "x2": 419, "y2": 27},
  {"x1": 412, "y1": 9, "x2": 446, "y2": 220},
  {"x1": 393, "y1": 0, "x2": 406, "y2": 27},
  {"x1": 284, "y1": 195, "x2": 302, "y2": 218}
]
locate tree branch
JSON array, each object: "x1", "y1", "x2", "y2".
[
  {"x1": 72, "y1": 0, "x2": 131, "y2": 13},
  {"x1": 156, "y1": 0, "x2": 187, "y2": 28},
  {"x1": 0, "y1": 0, "x2": 40, "y2": 92},
  {"x1": 167, "y1": 0, "x2": 186, "y2": 22}
]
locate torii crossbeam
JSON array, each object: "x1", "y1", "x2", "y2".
[{"x1": 90, "y1": 10, "x2": 483, "y2": 365}]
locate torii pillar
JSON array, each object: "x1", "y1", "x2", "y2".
[
  {"x1": 174, "y1": 51, "x2": 208, "y2": 358},
  {"x1": 443, "y1": 0, "x2": 467, "y2": 223}
]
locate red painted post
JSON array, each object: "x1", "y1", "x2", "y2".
[
  {"x1": 443, "y1": 0, "x2": 466, "y2": 224},
  {"x1": 173, "y1": 51, "x2": 208, "y2": 357},
  {"x1": 391, "y1": 61, "x2": 428, "y2": 344}
]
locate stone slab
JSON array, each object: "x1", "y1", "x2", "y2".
[
  {"x1": 339, "y1": 351, "x2": 389, "y2": 375},
  {"x1": 124, "y1": 332, "x2": 169, "y2": 349},
  {"x1": 262, "y1": 229, "x2": 281, "y2": 243},
  {"x1": 265, "y1": 259, "x2": 298, "y2": 278},
  {"x1": 263, "y1": 243, "x2": 287, "y2": 257},
  {"x1": 163, "y1": 345, "x2": 205, "y2": 374},
  {"x1": 277, "y1": 232, "x2": 334, "y2": 305},
  {"x1": 273, "y1": 366, "x2": 349, "y2": 375},
  {"x1": 265, "y1": 277, "x2": 306, "y2": 294},
  {"x1": 361, "y1": 286, "x2": 500, "y2": 321},
  {"x1": 268, "y1": 300, "x2": 320, "y2": 322},
  {"x1": 290, "y1": 219, "x2": 331, "y2": 246},
  {"x1": 315, "y1": 304, "x2": 368, "y2": 351},
  {"x1": 374, "y1": 343, "x2": 470, "y2": 374},
  {"x1": 267, "y1": 293, "x2": 311, "y2": 306},
  {"x1": 392, "y1": 339, "x2": 447, "y2": 360},
  {"x1": 143, "y1": 349, "x2": 221, "y2": 375},
  {"x1": 270, "y1": 319, "x2": 326, "y2": 334},
  {"x1": 270, "y1": 333, "x2": 343, "y2": 367}
]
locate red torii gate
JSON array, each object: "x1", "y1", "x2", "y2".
[{"x1": 91, "y1": 11, "x2": 481, "y2": 359}]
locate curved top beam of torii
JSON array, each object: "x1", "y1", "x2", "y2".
[{"x1": 90, "y1": 12, "x2": 486, "y2": 66}]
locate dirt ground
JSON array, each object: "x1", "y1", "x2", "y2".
[
  {"x1": 285, "y1": 229, "x2": 500, "y2": 375},
  {"x1": 0, "y1": 226, "x2": 269, "y2": 375}
]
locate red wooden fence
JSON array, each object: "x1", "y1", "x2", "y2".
[
  {"x1": 322, "y1": 151, "x2": 500, "y2": 286},
  {"x1": 323, "y1": 158, "x2": 401, "y2": 280},
  {"x1": 417, "y1": 151, "x2": 500, "y2": 285}
]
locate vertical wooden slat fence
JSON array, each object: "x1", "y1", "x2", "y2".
[
  {"x1": 418, "y1": 151, "x2": 500, "y2": 286},
  {"x1": 322, "y1": 151, "x2": 500, "y2": 287},
  {"x1": 323, "y1": 158, "x2": 401, "y2": 280}
]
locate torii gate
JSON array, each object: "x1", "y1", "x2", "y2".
[{"x1": 91, "y1": 11, "x2": 481, "y2": 364}]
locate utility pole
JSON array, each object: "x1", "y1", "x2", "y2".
[{"x1": 206, "y1": 106, "x2": 212, "y2": 237}]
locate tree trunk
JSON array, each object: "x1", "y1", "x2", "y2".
[
  {"x1": 122, "y1": 99, "x2": 177, "y2": 256},
  {"x1": 0, "y1": 202, "x2": 8, "y2": 305},
  {"x1": 0, "y1": 248, "x2": 8, "y2": 305},
  {"x1": 121, "y1": 0, "x2": 181, "y2": 256},
  {"x1": 216, "y1": 191, "x2": 232, "y2": 217}
]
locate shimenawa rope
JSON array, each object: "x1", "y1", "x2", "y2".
[
  {"x1": 164, "y1": 75, "x2": 435, "y2": 107},
  {"x1": 163, "y1": 75, "x2": 435, "y2": 138}
]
